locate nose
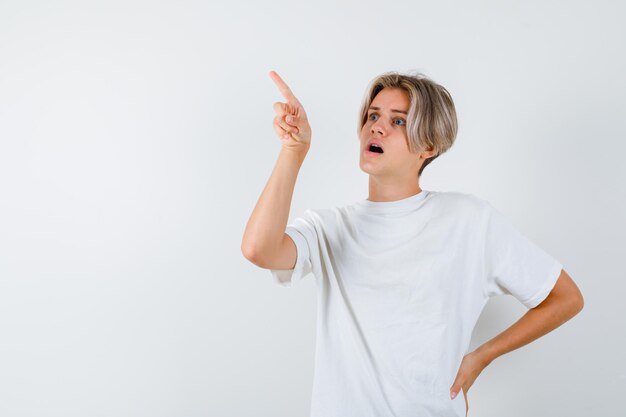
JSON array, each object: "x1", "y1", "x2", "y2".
[{"x1": 370, "y1": 117, "x2": 386, "y2": 136}]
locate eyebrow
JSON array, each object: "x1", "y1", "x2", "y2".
[{"x1": 368, "y1": 106, "x2": 408, "y2": 115}]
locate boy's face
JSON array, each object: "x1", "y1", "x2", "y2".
[{"x1": 359, "y1": 87, "x2": 426, "y2": 179}]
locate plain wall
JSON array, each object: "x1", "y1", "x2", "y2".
[{"x1": 0, "y1": 0, "x2": 624, "y2": 416}]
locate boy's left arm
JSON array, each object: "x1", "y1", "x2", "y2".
[
  {"x1": 478, "y1": 268, "x2": 584, "y2": 363},
  {"x1": 450, "y1": 269, "x2": 584, "y2": 400}
]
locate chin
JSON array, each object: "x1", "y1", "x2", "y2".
[{"x1": 359, "y1": 161, "x2": 377, "y2": 176}]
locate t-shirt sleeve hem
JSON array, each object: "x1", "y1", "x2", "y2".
[
  {"x1": 269, "y1": 226, "x2": 312, "y2": 288},
  {"x1": 521, "y1": 261, "x2": 564, "y2": 309}
]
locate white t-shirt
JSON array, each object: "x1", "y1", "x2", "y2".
[{"x1": 269, "y1": 190, "x2": 563, "y2": 417}]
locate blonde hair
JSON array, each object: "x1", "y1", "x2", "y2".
[{"x1": 357, "y1": 70, "x2": 458, "y2": 177}]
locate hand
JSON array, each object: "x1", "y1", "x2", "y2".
[
  {"x1": 269, "y1": 70, "x2": 312, "y2": 151},
  {"x1": 449, "y1": 349, "x2": 492, "y2": 416}
]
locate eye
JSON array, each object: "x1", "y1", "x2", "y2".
[{"x1": 368, "y1": 112, "x2": 406, "y2": 126}]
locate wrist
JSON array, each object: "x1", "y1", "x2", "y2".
[
  {"x1": 475, "y1": 343, "x2": 496, "y2": 367},
  {"x1": 280, "y1": 145, "x2": 309, "y2": 164}
]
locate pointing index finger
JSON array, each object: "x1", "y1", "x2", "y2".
[{"x1": 269, "y1": 70, "x2": 299, "y2": 104}]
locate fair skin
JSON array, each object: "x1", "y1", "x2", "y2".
[
  {"x1": 359, "y1": 87, "x2": 436, "y2": 202},
  {"x1": 249, "y1": 75, "x2": 584, "y2": 416},
  {"x1": 357, "y1": 87, "x2": 585, "y2": 415}
]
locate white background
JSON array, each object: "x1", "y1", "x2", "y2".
[{"x1": 0, "y1": 0, "x2": 624, "y2": 416}]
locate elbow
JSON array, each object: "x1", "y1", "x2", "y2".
[
  {"x1": 241, "y1": 242, "x2": 269, "y2": 268},
  {"x1": 241, "y1": 240, "x2": 257, "y2": 263},
  {"x1": 574, "y1": 292, "x2": 584, "y2": 313},
  {"x1": 570, "y1": 280, "x2": 585, "y2": 314},
  {"x1": 557, "y1": 269, "x2": 584, "y2": 314},
  {"x1": 563, "y1": 291, "x2": 584, "y2": 318}
]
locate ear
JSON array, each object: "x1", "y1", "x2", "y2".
[{"x1": 419, "y1": 147, "x2": 437, "y2": 159}]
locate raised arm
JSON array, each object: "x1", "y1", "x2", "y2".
[{"x1": 241, "y1": 71, "x2": 312, "y2": 269}]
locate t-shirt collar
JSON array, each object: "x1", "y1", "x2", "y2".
[{"x1": 356, "y1": 190, "x2": 430, "y2": 214}]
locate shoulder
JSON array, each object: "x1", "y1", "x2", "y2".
[
  {"x1": 426, "y1": 191, "x2": 494, "y2": 227},
  {"x1": 302, "y1": 205, "x2": 359, "y2": 233},
  {"x1": 429, "y1": 190, "x2": 488, "y2": 211},
  {"x1": 298, "y1": 207, "x2": 338, "y2": 227},
  {"x1": 302, "y1": 207, "x2": 331, "y2": 219}
]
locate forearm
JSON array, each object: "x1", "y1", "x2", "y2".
[
  {"x1": 241, "y1": 147, "x2": 308, "y2": 259},
  {"x1": 476, "y1": 293, "x2": 583, "y2": 365}
]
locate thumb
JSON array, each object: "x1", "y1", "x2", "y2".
[
  {"x1": 273, "y1": 101, "x2": 286, "y2": 114},
  {"x1": 450, "y1": 379, "x2": 463, "y2": 400}
]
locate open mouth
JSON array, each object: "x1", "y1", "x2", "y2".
[{"x1": 367, "y1": 143, "x2": 384, "y2": 153}]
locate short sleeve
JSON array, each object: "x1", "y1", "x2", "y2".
[
  {"x1": 269, "y1": 209, "x2": 318, "y2": 288},
  {"x1": 482, "y1": 202, "x2": 563, "y2": 309}
]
